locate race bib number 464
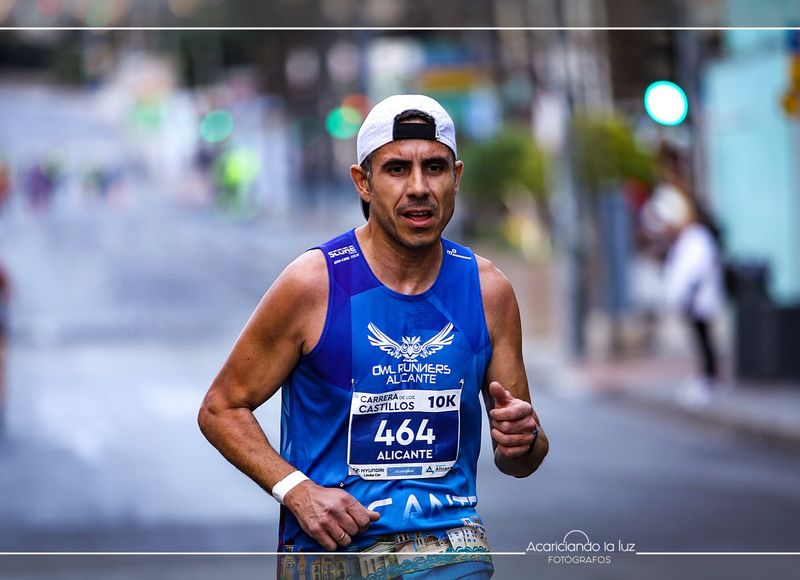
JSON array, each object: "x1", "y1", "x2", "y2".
[{"x1": 347, "y1": 388, "x2": 461, "y2": 480}]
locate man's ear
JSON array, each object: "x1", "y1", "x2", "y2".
[
  {"x1": 350, "y1": 164, "x2": 371, "y2": 206},
  {"x1": 454, "y1": 159, "x2": 464, "y2": 194}
]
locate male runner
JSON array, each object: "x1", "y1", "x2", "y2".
[{"x1": 199, "y1": 94, "x2": 548, "y2": 578}]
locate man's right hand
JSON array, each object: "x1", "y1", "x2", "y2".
[{"x1": 283, "y1": 481, "x2": 380, "y2": 550}]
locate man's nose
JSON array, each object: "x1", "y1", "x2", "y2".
[{"x1": 407, "y1": 165, "x2": 430, "y2": 197}]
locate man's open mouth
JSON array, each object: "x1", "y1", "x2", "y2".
[{"x1": 401, "y1": 208, "x2": 435, "y2": 226}]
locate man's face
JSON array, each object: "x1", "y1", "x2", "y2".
[{"x1": 352, "y1": 138, "x2": 463, "y2": 251}]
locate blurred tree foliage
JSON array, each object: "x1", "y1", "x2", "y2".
[
  {"x1": 571, "y1": 113, "x2": 655, "y2": 193},
  {"x1": 458, "y1": 129, "x2": 551, "y2": 255},
  {"x1": 459, "y1": 128, "x2": 548, "y2": 205}
]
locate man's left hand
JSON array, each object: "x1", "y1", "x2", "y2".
[{"x1": 488, "y1": 381, "x2": 538, "y2": 458}]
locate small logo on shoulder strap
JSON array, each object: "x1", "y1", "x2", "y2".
[
  {"x1": 327, "y1": 244, "x2": 360, "y2": 264},
  {"x1": 446, "y1": 248, "x2": 472, "y2": 260}
]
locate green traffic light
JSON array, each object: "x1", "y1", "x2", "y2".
[
  {"x1": 325, "y1": 106, "x2": 362, "y2": 140},
  {"x1": 200, "y1": 110, "x2": 235, "y2": 144},
  {"x1": 644, "y1": 81, "x2": 688, "y2": 126}
]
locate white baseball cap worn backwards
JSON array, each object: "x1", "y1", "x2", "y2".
[{"x1": 356, "y1": 94, "x2": 458, "y2": 165}]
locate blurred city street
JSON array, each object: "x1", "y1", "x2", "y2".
[
  {"x1": 0, "y1": 9, "x2": 799, "y2": 580},
  {"x1": 1, "y1": 180, "x2": 799, "y2": 580},
  {"x1": 0, "y1": 92, "x2": 798, "y2": 580}
]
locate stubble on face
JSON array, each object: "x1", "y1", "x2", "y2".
[{"x1": 364, "y1": 141, "x2": 460, "y2": 253}]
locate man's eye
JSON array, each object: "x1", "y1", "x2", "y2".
[
  {"x1": 426, "y1": 164, "x2": 444, "y2": 173},
  {"x1": 388, "y1": 166, "x2": 405, "y2": 174}
]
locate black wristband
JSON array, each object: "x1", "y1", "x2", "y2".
[{"x1": 526, "y1": 425, "x2": 540, "y2": 455}]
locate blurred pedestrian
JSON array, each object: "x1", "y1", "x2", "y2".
[
  {"x1": 25, "y1": 159, "x2": 59, "y2": 215},
  {"x1": 0, "y1": 153, "x2": 10, "y2": 432},
  {"x1": 643, "y1": 144, "x2": 724, "y2": 405},
  {"x1": 0, "y1": 259, "x2": 9, "y2": 434},
  {"x1": 199, "y1": 94, "x2": 548, "y2": 578},
  {"x1": 0, "y1": 156, "x2": 11, "y2": 213}
]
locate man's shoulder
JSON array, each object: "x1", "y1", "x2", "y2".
[
  {"x1": 280, "y1": 248, "x2": 328, "y2": 292},
  {"x1": 475, "y1": 254, "x2": 514, "y2": 300},
  {"x1": 474, "y1": 254, "x2": 518, "y2": 337},
  {"x1": 260, "y1": 249, "x2": 328, "y2": 349}
]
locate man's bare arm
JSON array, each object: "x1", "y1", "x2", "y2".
[
  {"x1": 197, "y1": 250, "x2": 378, "y2": 549},
  {"x1": 478, "y1": 256, "x2": 549, "y2": 478}
]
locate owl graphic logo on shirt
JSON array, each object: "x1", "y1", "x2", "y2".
[{"x1": 367, "y1": 322, "x2": 454, "y2": 362}]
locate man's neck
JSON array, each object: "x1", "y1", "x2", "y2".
[{"x1": 355, "y1": 225, "x2": 443, "y2": 295}]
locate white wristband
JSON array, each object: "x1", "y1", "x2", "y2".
[{"x1": 271, "y1": 471, "x2": 309, "y2": 505}]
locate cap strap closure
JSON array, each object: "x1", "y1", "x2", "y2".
[{"x1": 392, "y1": 122, "x2": 436, "y2": 141}]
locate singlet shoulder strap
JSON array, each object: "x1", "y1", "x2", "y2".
[
  {"x1": 317, "y1": 229, "x2": 377, "y2": 297},
  {"x1": 441, "y1": 237, "x2": 477, "y2": 262},
  {"x1": 318, "y1": 230, "x2": 360, "y2": 266}
]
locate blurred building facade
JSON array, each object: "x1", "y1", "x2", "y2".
[
  {"x1": 699, "y1": 3, "x2": 800, "y2": 380},
  {"x1": 1, "y1": 0, "x2": 798, "y2": 374},
  {"x1": 704, "y1": 28, "x2": 800, "y2": 304}
]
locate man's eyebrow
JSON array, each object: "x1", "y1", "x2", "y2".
[
  {"x1": 378, "y1": 157, "x2": 412, "y2": 168},
  {"x1": 378, "y1": 155, "x2": 452, "y2": 169},
  {"x1": 423, "y1": 155, "x2": 452, "y2": 166}
]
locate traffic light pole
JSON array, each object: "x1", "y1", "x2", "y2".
[{"x1": 553, "y1": 2, "x2": 587, "y2": 359}]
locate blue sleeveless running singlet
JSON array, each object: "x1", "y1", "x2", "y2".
[{"x1": 278, "y1": 229, "x2": 492, "y2": 552}]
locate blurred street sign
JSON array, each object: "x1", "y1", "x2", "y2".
[
  {"x1": 788, "y1": 28, "x2": 800, "y2": 54},
  {"x1": 781, "y1": 83, "x2": 800, "y2": 118},
  {"x1": 781, "y1": 30, "x2": 800, "y2": 119},
  {"x1": 416, "y1": 67, "x2": 490, "y2": 92}
]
